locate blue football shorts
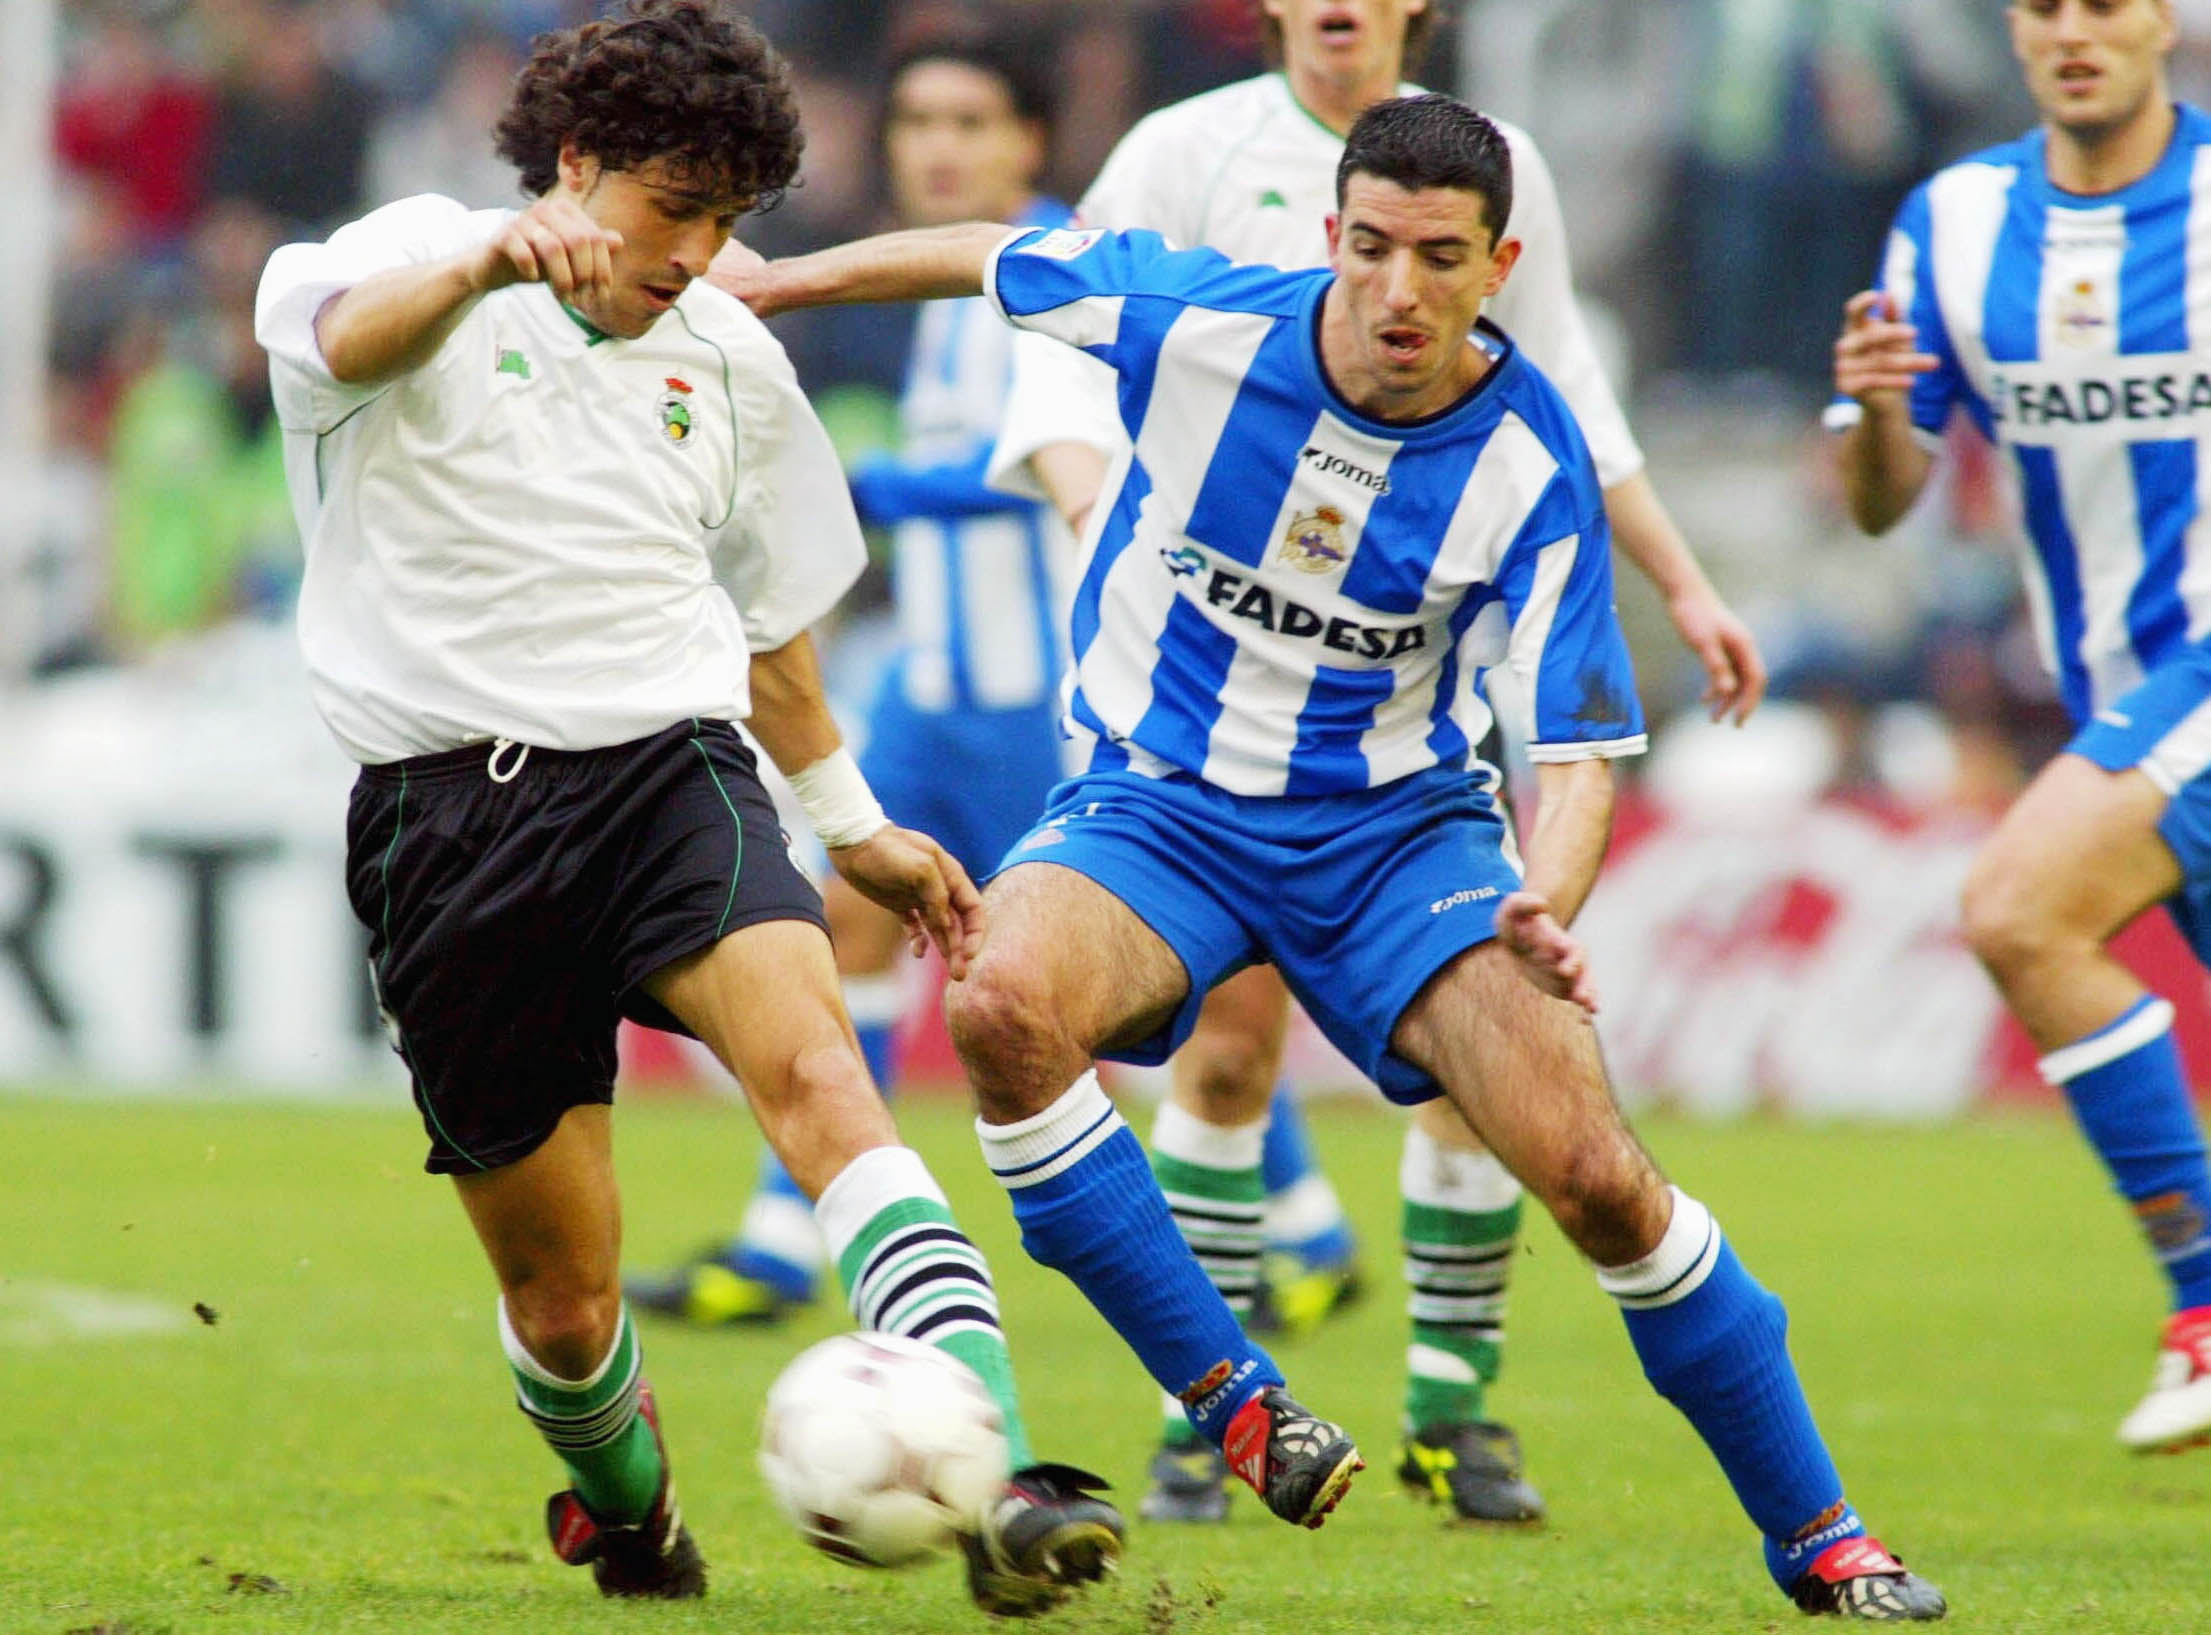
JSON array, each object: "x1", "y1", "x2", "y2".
[
  {"x1": 2071, "y1": 640, "x2": 2211, "y2": 961},
  {"x1": 860, "y1": 675, "x2": 1068, "y2": 878},
  {"x1": 995, "y1": 765, "x2": 1524, "y2": 1104}
]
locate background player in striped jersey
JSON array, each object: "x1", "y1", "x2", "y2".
[
  {"x1": 722, "y1": 93, "x2": 1947, "y2": 1620},
  {"x1": 1834, "y1": 0, "x2": 2211, "y2": 1454},
  {"x1": 987, "y1": 0, "x2": 1768, "y2": 1528},
  {"x1": 253, "y1": 2, "x2": 1119, "y2": 1612},
  {"x1": 625, "y1": 32, "x2": 1079, "y2": 1332}
]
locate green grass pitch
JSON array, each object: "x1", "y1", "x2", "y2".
[{"x1": 3, "y1": 1091, "x2": 2206, "y2": 1633}]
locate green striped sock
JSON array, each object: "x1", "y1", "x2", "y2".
[
  {"x1": 1150, "y1": 1103, "x2": 1266, "y2": 1445},
  {"x1": 1401, "y1": 1128, "x2": 1523, "y2": 1432},
  {"x1": 501, "y1": 1302, "x2": 664, "y2": 1523},
  {"x1": 824, "y1": 1148, "x2": 1034, "y2": 1469}
]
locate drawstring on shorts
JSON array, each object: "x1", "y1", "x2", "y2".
[{"x1": 487, "y1": 738, "x2": 531, "y2": 783}]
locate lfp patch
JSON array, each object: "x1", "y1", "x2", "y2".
[{"x1": 1013, "y1": 227, "x2": 1105, "y2": 262}]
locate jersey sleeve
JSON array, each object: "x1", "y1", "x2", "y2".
[
  {"x1": 981, "y1": 107, "x2": 1213, "y2": 498},
  {"x1": 984, "y1": 226, "x2": 1253, "y2": 369},
  {"x1": 254, "y1": 194, "x2": 502, "y2": 431},
  {"x1": 1495, "y1": 471, "x2": 1647, "y2": 761},
  {"x1": 1821, "y1": 183, "x2": 1963, "y2": 448},
  {"x1": 710, "y1": 322, "x2": 869, "y2": 652},
  {"x1": 1481, "y1": 128, "x2": 1644, "y2": 488}
]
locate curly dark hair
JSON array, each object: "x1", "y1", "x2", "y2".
[{"x1": 494, "y1": 0, "x2": 804, "y2": 208}]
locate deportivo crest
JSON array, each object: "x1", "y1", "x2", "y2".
[
  {"x1": 657, "y1": 375, "x2": 695, "y2": 448},
  {"x1": 2056, "y1": 278, "x2": 2109, "y2": 348},
  {"x1": 1278, "y1": 506, "x2": 1350, "y2": 575}
]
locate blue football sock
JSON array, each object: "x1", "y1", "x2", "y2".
[
  {"x1": 843, "y1": 971, "x2": 906, "y2": 1093},
  {"x1": 2044, "y1": 997, "x2": 2211, "y2": 1310},
  {"x1": 721, "y1": 1144, "x2": 821, "y2": 1302},
  {"x1": 1599, "y1": 1187, "x2": 1858, "y2": 1592},
  {"x1": 1260, "y1": 1085, "x2": 1316, "y2": 1193},
  {"x1": 978, "y1": 1070, "x2": 1283, "y2": 1443},
  {"x1": 1261, "y1": 1086, "x2": 1357, "y2": 1266}
]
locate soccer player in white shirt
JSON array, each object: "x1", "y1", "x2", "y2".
[
  {"x1": 252, "y1": 2, "x2": 1120, "y2": 1611},
  {"x1": 1835, "y1": 0, "x2": 2211, "y2": 1455},
  {"x1": 991, "y1": 0, "x2": 1766, "y2": 1528},
  {"x1": 625, "y1": 33, "x2": 1083, "y2": 1333},
  {"x1": 725, "y1": 94, "x2": 1948, "y2": 1621}
]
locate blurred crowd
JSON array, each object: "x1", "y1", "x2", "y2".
[{"x1": 31, "y1": 0, "x2": 2211, "y2": 813}]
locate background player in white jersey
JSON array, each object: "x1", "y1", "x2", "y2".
[
  {"x1": 1835, "y1": 0, "x2": 2211, "y2": 1455},
  {"x1": 989, "y1": 0, "x2": 1769, "y2": 1527},
  {"x1": 723, "y1": 93, "x2": 1947, "y2": 1621},
  {"x1": 251, "y1": 2, "x2": 1120, "y2": 1613},
  {"x1": 625, "y1": 32, "x2": 1079, "y2": 1331}
]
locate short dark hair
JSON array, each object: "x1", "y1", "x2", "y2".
[
  {"x1": 1335, "y1": 94, "x2": 1512, "y2": 238},
  {"x1": 495, "y1": 0, "x2": 804, "y2": 209},
  {"x1": 886, "y1": 29, "x2": 1057, "y2": 132}
]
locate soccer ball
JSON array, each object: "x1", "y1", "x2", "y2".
[{"x1": 759, "y1": 1331, "x2": 1011, "y2": 1568}]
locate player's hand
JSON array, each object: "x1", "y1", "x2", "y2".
[
  {"x1": 1495, "y1": 890, "x2": 1598, "y2": 1014},
  {"x1": 467, "y1": 194, "x2": 620, "y2": 307},
  {"x1": 829, "y1": 824, "x2": 986, "y2": 979},
  {"x1": 708, "y1": 235, "x2": 780, "y2": 317},
  {"x1": 1835, "y1": 290, "x2": 1938, "y2": 404},
  {"x1": 1667, "y1": 581, "x2": 1768, "y2": 726}
]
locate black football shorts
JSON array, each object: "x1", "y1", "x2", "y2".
[{"x1": 345, "y1": 718, "x2": 827, "y2": 1174}]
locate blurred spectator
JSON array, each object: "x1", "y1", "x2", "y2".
[
  {"x1": 106, "y1": 199, "x2": 296, "y2": 653},
  {"x1": 366, "y1": 24, "x2": 524, "y2": 209},
  {"x1": 205, "y1": 0, "x2": 375, "y2": 236},
  {"x1": 28, "y1": 375, "x2": 114, "y2": 674},
  {"x1": 54, "y1": 3, "x2": 213, "y2": 249},
  {"x1": 1670, "y1": 0, "x2": 1922, "y2": 389}
]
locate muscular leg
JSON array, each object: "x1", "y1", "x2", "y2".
[
  {"x1": 647, "y1": 918, "x2": 1035, "y2": 1464},
  {"x1": 947, "y1": 863, "x2": 1291, "y2": 1443},
  {"x1": 1963, "y1": 756, "x2": 2211, "y2": 1443},
  {"x1": 1394, "y1": 945, "x2": 1904, "y2": 1598},
  {"x1": 455, "y1": 1104, "x2": 674, "y2": 1534}
]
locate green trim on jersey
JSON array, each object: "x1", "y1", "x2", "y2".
[
  {"x1": 670, "y1": 305, "x2": 742, "y2": 527},
  {"x1": 558, "y1": 301, "x2": 611, "y2": 345}
]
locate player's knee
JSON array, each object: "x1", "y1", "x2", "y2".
[
  {"x1": 943, "y1": 960, "x2": 1072, "y2": 1108},
  {"x1": 508, "y1": 1279, "x2": 622, "y2": 1376},
  {"x1": 1960, "y1": 848, "x2": 2051, "y2": 978},
  {"x1": 1180, "y1": 1022, "x2": 1277, "y2": 1106},
  {"x1": 1535, "y1": 1145, "x2": 1664, "y2": 1267}
]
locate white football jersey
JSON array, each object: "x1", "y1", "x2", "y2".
[
  {"x1": 257, "y1": 194, "x2": 864, "y2": 764},
  {"x1": 987, "y1": 73, "x2": 1641, "y2": 497}
]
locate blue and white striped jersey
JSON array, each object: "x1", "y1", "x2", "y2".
[
  {"x1": 859, "y1": 198, "x2": 1073, "y2": 713},
  {"x1": 982, "y1": 225, "x2": 1646, "y2": 797},
  {"x1": 1867, "y1": 104, "x2": 2211, "y2": 723}
]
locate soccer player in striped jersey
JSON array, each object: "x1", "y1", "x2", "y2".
[
  {"x1": 254, "y1": 3, "x2": 1118, "y2": 1612},
  {"x1": 625, "y1": 34, "x2": 1079, "y2": 1332},
  {"x1": 1835, "y1": 0, "x2": 2211, "y2": 1456},
  {"x1": 988, "y1": 0, "x2": 1767, "y2": 1527},
  {"x1": 726, "y1": 94, "x2": 1947, "y2": 1618}
]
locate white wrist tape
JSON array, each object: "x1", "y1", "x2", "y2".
[{"x1": 788, "y1": 748, "x2": 889, "y2": 849}]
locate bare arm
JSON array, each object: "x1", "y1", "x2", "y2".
[
  {"x1": 314, "y1": 194, "x2": 619, "y2": 386},
  {"x1": 1520, "y1": 758, "x2": 1616, "y2": 928},
  {"x1": 744, "y1": 630, "x2": 845, "y2": 776},
  {"x1": 1030, "y1": 440, "x2": 1111, "y2": 536},
  {"x1": 747, "y1": 634, "x2": 985, "y2": 977},
  {"x1": 1494, "y1": 758, "x2": 1617, "y2": 1013},
  {"x1": 716, "y1": 222, "x2": 1014, "y2": 319},
  {"x1": 1833, "y1": 289, "x2": 1939, "y2": 534},
  {"x1": 1603, "y1": 470, "x2": 1767, "y2": 725}
]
